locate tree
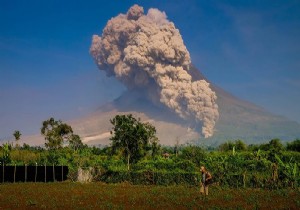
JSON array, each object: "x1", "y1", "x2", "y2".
[
  {"x1": 268, "y1": 139, "x2": 284, "y2": 152},
  {"x1": 261, "y1": 139, "x2": 284, "y2": 162},
  {"x1": 235, "y1": 140, "x2": 247, "y2": 151},
  {"x1": 174, "y1": 137, "x2": 180, "y2": 157},
  {"x1": 260, "y1": 139, "x2": 284, "y2": 152},
  {"x1": 1, "y1": 143, "x2": 12, "y2": 164},
  {"x1": 150, "y1": 136, "x2": 160, "y2": 158},
  {"x1": 218, "y1": 140, "x2": 247, "y2": 152},
  {"x1": 218, "y1": 141, "x2": 235, "y2": 152},
  {"x1": 13, "y1": 130, "x2": 22, "y2": 148},
  {"x1": 286, "y1": 139, "x2": 300, "y2": 152},
  {"x1": 110, "y1": 114, "x2": 159, "y2": 170},
  {"x1": 69, "y1": 134, "x2": 84, "y2": 151},
  {"x1": 180, "y1": 145, "x2": 206, "y2": 166},
  {"x1": 41, "y1": 118, "x2": 73, "y2": 150}
]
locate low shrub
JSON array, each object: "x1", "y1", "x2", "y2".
[{"x1": 97, "y1": 170, "x2": 200, "y2": 186}]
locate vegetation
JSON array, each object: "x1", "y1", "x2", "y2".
[
  {"x1": 287, "y1": 139, "x2": 300, "y2": 152},
  {"x1": 41, "y1": 117, "x2": 80, "y2": 150},
  {"x1": 0, "y1": 115, "x2": 299, "y2": 190},
  {"x1": 0, "y1": 138, "x2": 299, "y2": 189},
  {"x1": 68, "y1": 134, "x2": 84, "y2": 151},
  {"x1": 0, "y1": 115, "x2": 300, "y2": 209},
  {"x1": 110, "y1": 114, "x2": 159, "y2": 170},
  {"x1": 13, "y1": 130, "x2": 21, "y2": 148}
]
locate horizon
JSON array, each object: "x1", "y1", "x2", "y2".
[{"x1": 1, "y1": 0, "x2": 300, "y2": 139}]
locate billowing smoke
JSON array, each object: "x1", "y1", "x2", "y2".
[{"x1": 90, "y1": 4, "x2": 219, "y2": 138}]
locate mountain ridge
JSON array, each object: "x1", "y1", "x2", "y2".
[
  {"x1": 67, "y1": 65, "x2": 300, "y2": 146},
  {"x1": 20, "y1": 66, "x2": 300, "y2": 146}
]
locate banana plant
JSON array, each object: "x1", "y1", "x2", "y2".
[{"x1": 275, "y1": 154, "x2": 299, "y2": 188}]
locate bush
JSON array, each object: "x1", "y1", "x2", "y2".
[{"x1": 97, "y1": 170, "x2": 200, "y2": 185}]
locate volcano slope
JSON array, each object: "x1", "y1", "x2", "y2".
[
  {"x1": 20, "y1": 65, "x2": 300, "y2": 146},
  {"x1": 66, "y1": 65, "x2": 300, "y2": 146},
  {"x1": 190, "y1": 66, "x2": 300, "y2": 145}
]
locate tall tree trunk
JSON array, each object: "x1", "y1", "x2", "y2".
[{"x1": 127, "y1": 153, "x2": 130, "y2": 171}]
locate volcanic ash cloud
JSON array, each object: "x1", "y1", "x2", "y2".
[{"x1": 90, "y1": 4, "x2": 219, "y2": 138}]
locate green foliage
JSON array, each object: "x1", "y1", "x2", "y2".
[
  {"x1": 10, "y1": 150, "x2": 40, "y2": 165},
  {"x1": 179, "y1": 145, "x2": 206, "y2": 166},
  {"x1": 13, "y1": 130, "x2": 21, "y2": 147},
  {"x1": 260, "y1": 138, "x2": 284, "y2": 152},
  {"x1": 132, "y1": 158, "x2": 197, "y2": 172},
  {"x1": 41, "y1": 117, "x2": 74, "y2": 150},
  {"x1": 68, "y1": 134, "x2": 84, "y2": 151},
  {"x1": 1, "y1": 143, "x2": 12, "y2": 164},
  {"x1": 110, "y1": 114, "x2": 159, "y2": 169},
  {"x1": 275, "y1": 155, "x2": 299, "y2": 188},
  {"x1": 287, "y1": 139, "x2": 300, "y2": 152},
  {"x1": 98, "y1": 170, "x2": 200, "y2": 185},
  {"x1": 218, "y1": 140, "x2": 247, "y2": 152},
  {"x1": 0, "y1": 134, "x2": 300, "y2": 189}
]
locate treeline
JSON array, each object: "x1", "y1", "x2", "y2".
[
  {"x1": 1, "y1": 115, "x2": 299, "y2": 188},
  {"x1": 0, "y1": 138, "x2": 299, "y2": 188},
  {"x1": 217, "y1": 138, "x2": 300, "y2": 153}
]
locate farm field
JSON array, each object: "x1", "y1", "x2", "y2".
[{"x1": 0, "y1": 182, "x2": 299, "y2": 209}]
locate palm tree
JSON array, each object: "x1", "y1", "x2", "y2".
[{"x1": 13, "y1": 130, "x2": 21, "y2": 148}]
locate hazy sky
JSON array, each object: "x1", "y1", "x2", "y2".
[{"x1": 1, "y1": 0, "x2": 300, "y2": 139}]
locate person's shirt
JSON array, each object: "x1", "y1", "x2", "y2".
[
  {"x1": 202, "y1": 171, "x2": 212, "y2": 184},
  {"x1": 202, "y1": 172, "x2": 206, "y2": 183}
]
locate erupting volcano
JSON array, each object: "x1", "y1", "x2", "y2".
[
  {"x1": 21, "y1": 4, "x2": 300, "y2": 146},
  {"x1": 90, "y1": 5, "x2": 219, "y2": 138}
]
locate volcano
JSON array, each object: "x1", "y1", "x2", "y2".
[
  {"x1": 21, "y1": 4, "x2": 300, "y2": 146},
  {"x1": 55, "y1": 65, "x2": 299, "y2": 146},
  {"x1": 21, "y1": 65, "x2": 300, "y2": 146}
]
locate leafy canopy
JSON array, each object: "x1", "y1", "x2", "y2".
[
  {"x1": 110, "y1": 114, "x2": 159, "y2": 169},
  {"x1": 41, "y1": 118, "x2": 74, "y2": 150},
  {"x1": 13, "y1": 130, "x2": 21, "y2": 141}
]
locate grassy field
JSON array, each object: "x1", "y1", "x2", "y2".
[{"x1": 0, "y1": 182, "x2": 299, "y2": 209}]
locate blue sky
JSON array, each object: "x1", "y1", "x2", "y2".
[{"x1": 1, "y1": 0, "x2": 300, "y2": 139}]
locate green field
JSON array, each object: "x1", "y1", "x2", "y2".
[{"x1": 0, "y1": 182, "x2": 299, "y2": 209}]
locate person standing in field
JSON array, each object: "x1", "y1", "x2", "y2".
[{"x1": 200, "y1": 166, "x2": 212, "y2": 196}]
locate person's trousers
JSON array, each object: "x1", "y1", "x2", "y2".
[{"x1": 200, "y1": 183, "x2": 208, "y2": 195}]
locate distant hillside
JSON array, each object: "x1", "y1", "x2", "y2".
[
  {"x1": 190, "y1": 66, "x2": 300, "y2": 145},
  {"x1": 64, "y1": 65, "x2": 300, "y2": 146},
  {"x1": 21, "y1": 66, "x2": 300, "y2": 146}
]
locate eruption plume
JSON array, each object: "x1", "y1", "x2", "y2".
[{"x1": 90, "y1": 4, "x2": 219, "y2": 138}]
